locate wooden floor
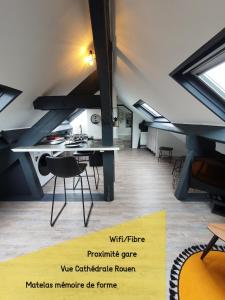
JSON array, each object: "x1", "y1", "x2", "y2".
[{"x1": 0, "y1": 149, "x2": 224, "y2": 279}]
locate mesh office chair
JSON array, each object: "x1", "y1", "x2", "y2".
[{"x1": 46, "y1": 156, "x2": 93, "y2": 227}]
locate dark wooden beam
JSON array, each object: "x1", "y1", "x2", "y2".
[
  {"x1": 89, "y1": 0, "x2": 114, "y2": 201},
  {"x1": 33, "y1": 95, "x2": 101, "y2": 110},
  {"x1": 175, "y1": 136, "x2": 216, "y2": 201},
  {"x1": 0, "y1": 71, "x2": 99, "y2": 201},
  {"x1": 89, "y1": 0, "x2": 113, "y2": 145},
  {"x1": 16, "y1": 110, "x2": 75, "y2": 147},
  {"x1": 17, "y1": 70, "x2": 99, "y2": 148},
  {"x1": 69, "y1": 70, "x2": 99, "y2": 95},
  {"x1": 147, "y1": 121, "x2": 225, "y2": 144}
]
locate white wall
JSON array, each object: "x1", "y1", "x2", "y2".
[
  {"x1": 70, "y1": 109, "x2": 102, "y2": 140},
  {"x1": 132, "y1": 112, "x2": 143, "y2": 148},
  {"x1": 216, "y1": 142, "x2": 225, "y2": 155},
  {"x1": 86, "y1": 109, "x2": 102, "y2": 139},
  {"x1": 115, "y1": 0, "x2": 225, "y2": 126},
  {"x1": 0, "y1": 0, "x2": 93, "y2": 130},
  {"x1": 146, "y1": 127, "x2": 157, "y2": 153},
  {"x1": 157, "y1": 130, "x2": 186, "y2": 157},
  {"x1": 70, "y1": 110, "x2": 88, "y2": 135},
  {"x1": 147, "y1": 127, "x2": 186, "y2": 157}
]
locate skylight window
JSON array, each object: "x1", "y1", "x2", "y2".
[
  {"x1": 133, "y1": 100, "x2": 169, "y2": 122},
  {"x1": 0, "y1": 84, "x2": 22, "y2": 112},
  {"x1": 170, "y1": 28, "x2": 225, "y2": 121},
  {"x1": 141, "y1": 102, "x2": 162, "y2": 117},
  {"x1": 198, "y1": 61, "x2": 225, "y2": 100}
]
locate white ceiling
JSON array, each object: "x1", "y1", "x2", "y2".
[
  {"x1": 114, "y1": 0, "x2": 225, "y2": 126},
  {"x1": 0, "y1": 0, "x2": 94, "y2": 130},
  {"x1": 1, "y1": 0, "x2": 225, "y2": 131}
]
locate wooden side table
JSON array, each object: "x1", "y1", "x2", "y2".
[{"x1": 201, "y1": 224, "x2": 225, "y2": 259}]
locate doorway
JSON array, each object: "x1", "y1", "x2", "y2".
[{"x1": 117, "y1": 105, "x2": 133, "y2": 149}]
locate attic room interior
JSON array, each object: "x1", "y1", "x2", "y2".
[{"x1": 1, "y1": 0, "x2": 225, "y2": 299}]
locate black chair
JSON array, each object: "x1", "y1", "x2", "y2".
[
  {"x1": 158, "y1": 146, "x2": 173, "y2": 163},
  {"x1": 46, "y1": 156, "x2": 93, "y2": 227},
  {"x1": 172, "y1": 156, "x2": 185, "y2": 174},
  {"x1": 73, "y1": 151, "x2": 100, "y2": 189}
]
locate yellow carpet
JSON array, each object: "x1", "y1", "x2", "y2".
[
  {"x1": 0, "y1": 211, "x2": 166, "y2": 300},
  {"x1": 170, "y1": 247, "x2": 225, "y2": 300}
]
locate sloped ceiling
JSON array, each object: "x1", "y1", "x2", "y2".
[
  {"x1": 114, "y1": 0, "x2": 225, "y2": 126},
  {"x1": 0, "y1": 0, "x2": 94, "y2": 130}
]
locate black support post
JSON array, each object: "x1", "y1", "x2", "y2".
[
  {"x1": 175, "y1": 135, "x2": 217, "y2": 201},
  {"x1": 89, "y1": 0, "x2": 114, "y2": 201}
]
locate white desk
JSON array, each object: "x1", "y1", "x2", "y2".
[
  {"x1": 11, "y1": 141, "x2": 119, "y2": 153},
  {"x1": 11, "y1": 141, "x2": 118, "y2": 202}
]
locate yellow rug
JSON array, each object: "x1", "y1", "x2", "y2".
[
  {"x1": 169, "y1": 245, "x2": 225, "y2": 300},
  {"x1": 0, "y1": 211, "x2": 166, "y2": 300}
]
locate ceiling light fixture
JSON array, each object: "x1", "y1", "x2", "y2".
[{"x1": 85, "y1": 50, "x2": 95, "y2": 66}]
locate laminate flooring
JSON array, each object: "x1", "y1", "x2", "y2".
[{"x1": 0, "y1": 149, "x2": 224, "y2": 291}]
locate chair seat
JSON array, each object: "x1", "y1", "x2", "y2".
[
  {"x1": 47, "y1": 156, "x2": 87, "y2": 178},
  {"x1": 74, "y1": 152, "x2": 93, "y2": 157},
  {"x1": 159, "y1": 146, "x2": 173, "y2": 151}
]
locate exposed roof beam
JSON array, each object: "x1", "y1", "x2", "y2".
[
  {"x1": 16, "y1": 71, "x2": 99, "y2": 148},
  {"x1": 69, "y1": 70, "x2": 99, "y2": 95},
  {"x1": 147, "y1": 121, "x2": 225, "y2": 144},
  {"x1": 0, "y1": 72, "x2": 99, "y2": 201},
  {"x1": 89, "y1": 0, "x2": 113, "y2": 145},
  {"x1": 33, "y1": 95, "x2": 101, "y2": 110},
  {"x1": 89, "y1": 0, "x2": 114, "y2": 202}
]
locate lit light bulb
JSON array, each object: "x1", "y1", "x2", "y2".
[{"x1": 84, "y1": 50, "x2": 95, "y2": 66}]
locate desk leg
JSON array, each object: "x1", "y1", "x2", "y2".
[
  {"x1": 201, "y1": 235, "x2": 218, "y2": 260},
  {"x1": 103, "y1": 151, "x2": 114, "y2": 201}
]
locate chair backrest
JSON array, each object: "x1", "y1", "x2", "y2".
[{"x1": 46, "y1": 156, "x2": 82, "y2": 178}]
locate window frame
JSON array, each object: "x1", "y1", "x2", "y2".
[
  {"x1": 0, "y1": 84, "x2": 22, "y2": 112},
  {"x1": 170, "y1": 28, "x2": 225, "y2": 121},
  {"x1": 133, "y1": 100, "x2": 169, "y2": 123}
]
